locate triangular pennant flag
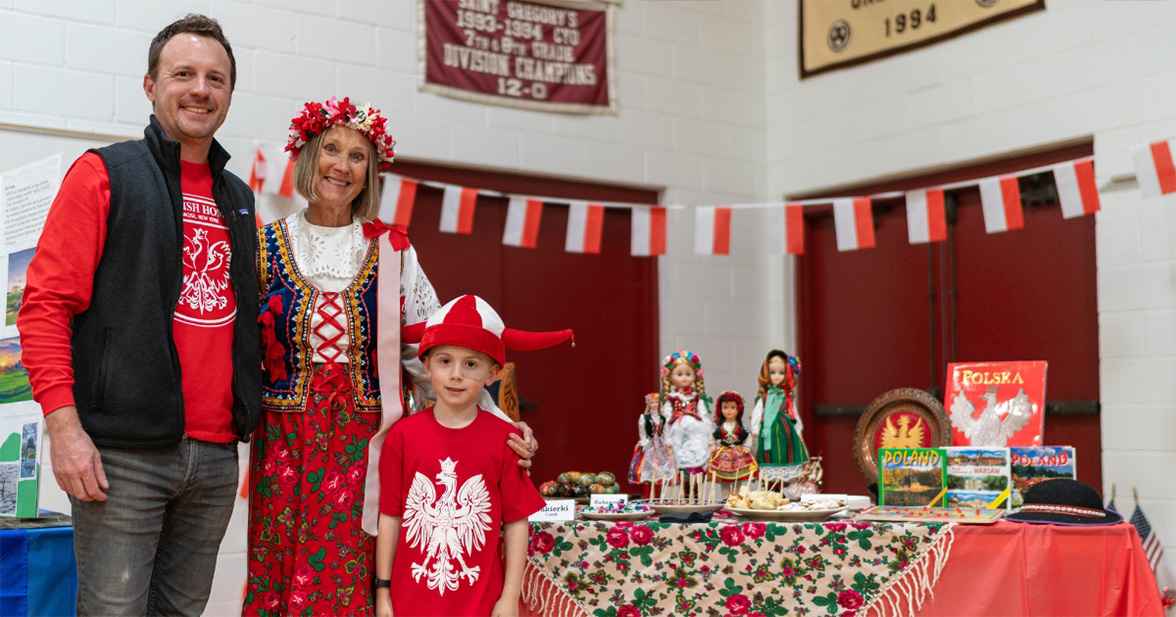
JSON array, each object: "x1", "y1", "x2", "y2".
[
  {"x1": 1053, "y1": 160, "x2": 1101, "y2": 219},
  {"x1": 379, "y1": 176, "x2": 418, "y2": 227},
  {"x1": 565, "y1": 201, "x2": 605, "y2": 254},
  {"x1": 630, "y1": 206, "x2": 667, "y2": 256},
  {"x1": 1132, "y1": 138, "x2": 1176, "y2": 198},
  {"x1": 766, "y1": 203, "x2": 804, "y2": 255},
  {"x1": 906, "y1": 188, "x2": 947, "y2": 244},
  {"x1": 979, "y1": 175, "x2": 1024, "y2": 233},
  {"x1": 248, "y1": 146, "x2": 266, "y2": 193},
  {"x1": 694, "y1": 206, "x2": 732, "y2": 255},
  {"x1": 503, "y1": 196, "x2": 544, "y2": 248},
  {"x1": 833, "y1": 197, "x2": 874, "y2": 251},
  {"x1": 440, "y1": 186, "x2": 478, "y2": 234}
]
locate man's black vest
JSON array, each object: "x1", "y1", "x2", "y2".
[{"x1": 71, "y1": 116, "x2": 261, "y2": 447}]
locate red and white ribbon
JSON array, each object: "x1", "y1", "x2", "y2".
[
  {"x1": 1132, "y1": 137, "x2": 1176, "y2": 198},
  {"x1": 503, "y1": 196, "x2": 544, "y2": 248},
  {"x1": 1052, "y1": 160, "x2": 1100, "y2": 219},
  {"x1": 630, "y1": 206, "x2": 666, "y2": 256},
  {"x1": 906, "y1": 188, "x2": 947, "y2": 244},
  {"x1": 248, "y1": 146, "x2": 266, "y2": 193},
  {"x1": 440, "y1": 185, "x2": 477, "y2": 233},
  {"x1": 979, "y1": 175, "x2": 1023, "y2": 233},
  {"x1": 833, "y1": 197, "x2": 874, "y2": 251},
  {"x1": 565, "y1": 201, "x2": 605, "y2": 254},
  {"x1": 694, "y1": 206, "x2": 732, "y2": 255}
]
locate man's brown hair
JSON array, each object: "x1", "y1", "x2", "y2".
[{"x1": 147, "y1": 14, "x2": 236, "y2": 89}]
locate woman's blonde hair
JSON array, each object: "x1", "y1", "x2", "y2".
[{"x1": 292, "y1": 127, "x2": 383, "y2": 221}]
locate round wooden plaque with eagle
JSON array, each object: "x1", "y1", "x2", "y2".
[{"x1": 852, "y1": 388, "x2": 952, "y2": 484}]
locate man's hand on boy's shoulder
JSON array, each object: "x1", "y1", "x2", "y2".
[{"x1": 509, "y1": 421, "x2": 538, "y2": 469}]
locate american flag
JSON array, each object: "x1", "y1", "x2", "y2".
[{"x1": 1129, "y1": 504, "x2": 1165, "y2": 572}]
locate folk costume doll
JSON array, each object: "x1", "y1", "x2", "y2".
[
  {"x1": 708, "y1": 391, "x2": 758, "y2": 483},
  {"x1": 661, "y1": 351, "x2": 714, "y2": 474},
  {"x1": 750, "y1": 350, "x2": 808, "y2": 465},
  {"x1": 629, "y1": 393, "x2": 675, "y2": 484}
]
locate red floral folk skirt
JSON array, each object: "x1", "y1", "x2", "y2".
[{"x1": 244, "y1": 367, "x2": 381, "y2": 617}]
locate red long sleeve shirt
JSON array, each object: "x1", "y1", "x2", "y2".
[{"x1": 18, "y1": 152, "x2": 237, "y2": 442}]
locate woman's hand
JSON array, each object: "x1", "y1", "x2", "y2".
[
  {"x1": 491, "y1": 597, "x2": 519, "y2": 617},
  {"x1": 509, "y1": 421, "x2": 538, "y2": 469}
]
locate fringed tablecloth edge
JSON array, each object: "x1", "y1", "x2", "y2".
[
  {"x1": 522, "y1": 557, "x2": 591, "y2": 617},
  {"x1": 863, "y1": 523, "x2": 956, "y2": 617}
]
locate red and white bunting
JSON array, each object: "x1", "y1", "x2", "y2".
[
  {"x1": 440, "y1": 186, "x2": 477, "y2": 234},
  {"x1": 503, "y1": 196, "x2": 544, "y2": 248},
  {"x1": 832, "y1": 198, "x2": 875, "y2": 251},
  {"x1": 259, "y1": 146, "x2": 296, "y2": 198},
  {"x1": 978, "y1": 175, "x2": 1024, "y2": 233},
  {"x1": 248, "y1": 146, "x2": 266, "y2": 193},
  {"x1": 1053, "y1": 160, "x2": 1100, "y2": 219},
  {"x1": 766, "y1": 203, "x2": 804, "y2": 255},
  {"x1": 565, "y1": 201, "x2": 605, "y2": 254},
  {"x1": 379, "y1": 176, "x2": 419, "y2": 227},
  {"x1": 694, "y1": 206, "x2": 732, "y2": 255},
  {"x1": 905, "y1": 188, "x2": 947, "y2": 244},
  {"x1": 630, "y1": 206, "x2": 667, "y2": 256},
  {"x1": 1132, "y1": 138, "x2": 1176, "y2": 198}
]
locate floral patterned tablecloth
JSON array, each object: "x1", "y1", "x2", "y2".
[{"x1": 522, "y1": 517, "x2": 954, "y2": 617}]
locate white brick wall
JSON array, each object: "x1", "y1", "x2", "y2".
[{"x1": 766, "y1": 0, "x2": 1176, "y2": 574}]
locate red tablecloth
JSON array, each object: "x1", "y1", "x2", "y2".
[{"x1": 917, "y1": 521, "x2": 1163, "y2": 617}]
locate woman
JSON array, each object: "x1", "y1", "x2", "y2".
[{"x1": 243, "y1": 97, "x2": 536, "y2": 616}]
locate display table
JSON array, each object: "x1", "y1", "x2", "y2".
[
  {"x1": 521, "y1": 518, "x2": 1163, "y2": 617},
  {"x1": 522, "y1": 517, "x2": 953, "y2": 617},
  {"x1": 0, "y1": 522, "x2": 77, "y2": 617},
  {"x1": 919, "y1": 521, "x2": 1163, "y2": 616}
]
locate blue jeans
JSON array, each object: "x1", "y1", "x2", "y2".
[{"x1": 70, "y1": 437, "x2": 238, "y2": 616}]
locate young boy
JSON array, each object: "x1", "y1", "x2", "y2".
[{"x1": 375, "y1": 295, "x2": 572, "y2": 617}]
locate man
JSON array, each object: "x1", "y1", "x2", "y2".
[{"x1": 17, "y1": 14, "x2": 260, "y2": 615}]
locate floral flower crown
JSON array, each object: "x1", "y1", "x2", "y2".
[
  {"x1": 661, "y1": 350, "x2": 703, "y2": 377},
  {"x1": 286, "y1": 96, "x2": 396, "y2": 173}
]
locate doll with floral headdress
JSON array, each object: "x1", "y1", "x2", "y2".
[
  {"x1": 629, "y1": 393, "x2": 675, "y2": 485},
  {"x1": 661, "y1": 351, "x2": 714, "y2": 474},
  {"x1": 708, "y1": 391, "x2": 758, "y2": 483},
  {"x1": 750, "y1": 350, "x2": 808, "y2": 465}
]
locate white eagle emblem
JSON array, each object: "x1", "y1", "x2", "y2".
[
  {"x1": 403, "y1": 457, "x2": 492, "y2": 594},
  {"x1": 949, "y1": 386, "x2": 1034, "y2": 447}
]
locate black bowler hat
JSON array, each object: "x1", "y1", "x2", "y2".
[{"x1": 1006, "y1": 479, "x2": 1123, "y2": 526}]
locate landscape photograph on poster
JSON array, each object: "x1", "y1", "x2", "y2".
[
  {"x1": 0, "y1": 337, "x2": 31, "y2": 403},
  {"x1": 5, "y1": 248, "x2": 33, "y2": 327},
  {"x1": 879, "y1": 448, "x2": 945, "y2": 507}
]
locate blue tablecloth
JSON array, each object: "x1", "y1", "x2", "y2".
[{"x1": 0, "y1": 525, "x2": 77, "y2": 617}]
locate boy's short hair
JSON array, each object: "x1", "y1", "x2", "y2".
[{"x1": 422, "y1": 345, "x2": 500, "y2": 369}]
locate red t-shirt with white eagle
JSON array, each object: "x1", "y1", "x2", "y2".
[
  {"x1": 175, "y1": 160, "x2": 236, "y2": 442},
  {"x1": 380, "y1": 408, "x2": 546, "y2": 617}
]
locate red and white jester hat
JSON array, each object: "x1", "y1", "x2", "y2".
[{"x1": 404, "y1": 295, "x2": 574, "y2": 366}]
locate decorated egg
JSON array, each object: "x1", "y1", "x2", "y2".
[
  {"x1": 539, "y1": 481, "x2": 558, "y2": 496},
  {"x1": 556, "y1": 472, "x2": 571, "y2": 484},
  {"x1": 588, "y1": 483, "x2": 606, "y2": 494},
  {"x1": 566, "y1": 471, "x2": 582, "y2": 483},
  {"x1": 572, "y1": 485, "x2": 589, "y2": 498},
  {"x1": 557, "y1": 483, "x2": 574, "y2": 497},
  {"x1": 576, "y1": 474, "x2": 597, "y2": 487},
  {"x1": 605, "y1": 484, "x2": 621, "y2": 494},
  {"x1": 595, "y1": 472, "x2": 616, "y2": 486}
]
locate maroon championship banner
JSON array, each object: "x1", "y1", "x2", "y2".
[{"x1": 419, "y1": 0, "x2": 616, "y2": 114}]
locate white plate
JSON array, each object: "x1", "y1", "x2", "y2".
[
  {"x1": 726, "y1": 506, "x2": 846, "y2": 521},
  {"x1": 640, "y1": 501, "x2": 726, "y2": 515},
  {"x1": 578, "y1": 510, "x2": 656, "y2": 521}
]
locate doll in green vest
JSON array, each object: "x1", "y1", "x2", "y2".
[{"x1": 749, "y1": 350, "x2": 808, "y2": 465}]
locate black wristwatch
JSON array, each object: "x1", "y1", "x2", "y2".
[{"x1": 374, "y1": 578, "x2": 391, "y2": 589}]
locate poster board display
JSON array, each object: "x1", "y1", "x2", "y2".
[
  {"x1": 945, "y1": 361, "x2": 1047, "y2": 448},
  {"x1": 799, "y1": 0, "x2": 1044, "y2": 78}
]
